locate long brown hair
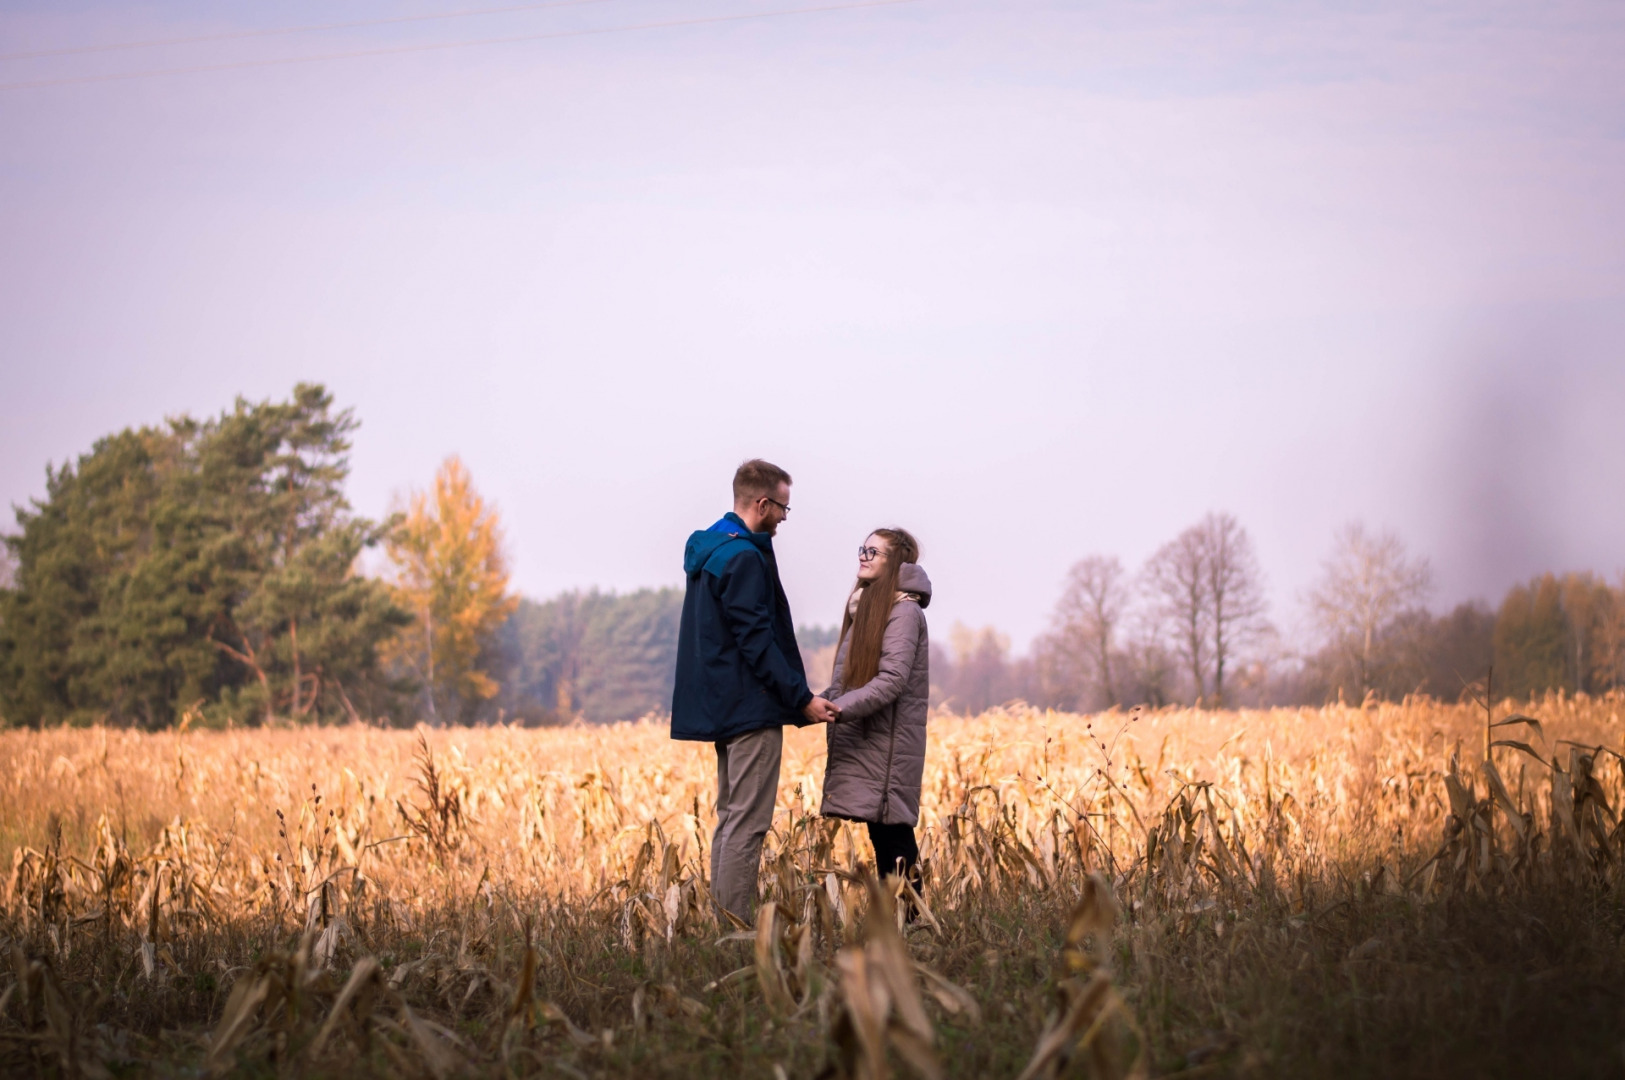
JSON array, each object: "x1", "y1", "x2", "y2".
[{"x1": 838, "y1": 527, "x2": 920, "y2": 689}]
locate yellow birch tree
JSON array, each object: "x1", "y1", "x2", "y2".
[{"x1": 385, "y1": 456, "x2": 517, "y2": 722}]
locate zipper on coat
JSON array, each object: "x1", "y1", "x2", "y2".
[
  {"x1": 877, "y1": 705, "x2": 899, "y2": 824},
  {"x1": 875, "y1": 623, "x2": 924, "y2": 826}
]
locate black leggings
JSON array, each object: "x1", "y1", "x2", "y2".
[{"x1": 866, "y1": 822, "x2": 919, "y2": 882}]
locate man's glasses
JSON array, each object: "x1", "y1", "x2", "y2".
[
  {"x1": 858, "y1": 545, "x2": 886, "y2": 562},
  {"x1": 761, "y1": 496, "x2": 790, "y2": 516}
]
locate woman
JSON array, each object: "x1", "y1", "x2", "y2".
[{"x1": 820, "y1": 527, "x2": 932, "y2": 889}]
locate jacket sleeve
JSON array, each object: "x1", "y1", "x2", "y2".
[
  {"x1": 716, "y1": 551, "x2": 814, "y2": 713},
  {"x1": 830, "y1": 604, "x2": 921, "y2": 721}
]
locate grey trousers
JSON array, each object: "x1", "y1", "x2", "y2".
[{"x1": 710, "y1": 725, "x2": 783, "y2": 923}]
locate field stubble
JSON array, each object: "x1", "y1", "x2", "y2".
[{"x1": 3, "y1": 698, "x2": 1625, "y2": 1078}]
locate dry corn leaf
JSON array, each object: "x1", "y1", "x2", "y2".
[
  {"x1": 914, "y1": 963, "x2": 981, "y2": 1025},
  {"x1": 754, "y1": 901, "x2": 797, "y2": 1015},
  {"x1": 204, "y1": 973, "x2": 272, "y2": 1073},
  {"x1": 1016, "y1": 970, "x2": 1114, "y2": 1080},
  {"x1": 398, "y1": 1000, "x2": 463, "y2": 1079},
  {"x1": 308, "y1": 956, "x2": 382, "y2": 1058}
]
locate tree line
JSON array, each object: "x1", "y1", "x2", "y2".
[
  {"x1": 4, "y1": 386, "x2": 1620, "y2": 727},
  {"x1": 930, "y1": 521, "x2": 1625, "y2": 714},
  {"x1": 0, "y1": 385, "x2": 816, "y2": 728},
  {"x1": 0, "y1": 386, "x2": 517, "y2": 728}
]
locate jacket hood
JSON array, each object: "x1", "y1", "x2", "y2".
[
  {"x1": 898, "y1": 563, "x2": 933, "y2": 608},
  {"x1": 683, "y1": 513, "x2": 769, "y2": 576}
]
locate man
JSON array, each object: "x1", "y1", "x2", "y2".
[{"x1": 672, "y1": 459, "x2": 838, "y2": 923}]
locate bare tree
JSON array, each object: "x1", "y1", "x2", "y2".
[
  {"x1": 1558, "y1": 573, "x2": 1624, "y2": 695},
  {"x1": 1307, "y1": 523, "x2": 1431, "y2": 699},
  {"x1": 1143, "y1": 527, "x2": 1210, "y2": 702},
  {"x1": 1145, "y1": 512, "x2": 1269, "y2": 707},
  {"x1": 946, "y1": 622, "x2": 1014, "y2": 714},
  {"x1": 1201, "y1": 512, "x2": 1268, "y2": 708},
  {"x1": 1044, "y1": 555, "x2": 1128, "y2": 709},
  {"x1": 1118, "y1": 611, "x2": 1177, "y2": 707}
]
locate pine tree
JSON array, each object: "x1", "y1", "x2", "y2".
[{"x1": 0, "y1": 385, "x2": 406, "y2": 728}]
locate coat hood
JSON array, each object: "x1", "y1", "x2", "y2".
[
  {"x1": 897, "y1": 563, "x2": 933, "y2": 608},
  {"x1": 683, "y1": 513, "x2": 770, "y2": 576}
]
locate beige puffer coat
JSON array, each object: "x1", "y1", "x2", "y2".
[{"x1": 820, "y1": 564, "x2": 932, "y2": 826}]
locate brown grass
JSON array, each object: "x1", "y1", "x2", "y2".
[{"x1": 3, "y1": 696, "x2": 1624, "y2": 1078}]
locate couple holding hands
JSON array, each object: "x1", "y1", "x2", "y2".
[{"x1": 671, "y1": 459, "x2": 932, "y2": 923}]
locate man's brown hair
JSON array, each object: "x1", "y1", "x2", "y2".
[{"x1": 732, "y1": 459, "x2": 792, "y2": 503}]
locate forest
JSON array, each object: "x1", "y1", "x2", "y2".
[{"x1": 1, "y1": 385, "x2": 1620, "y2": 728}]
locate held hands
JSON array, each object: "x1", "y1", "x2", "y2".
[{"x1": 802, "y1": 696, "x2": 840, "y2": 724}]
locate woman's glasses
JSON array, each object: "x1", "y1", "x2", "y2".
[{"x1": 858, "y1": 545, "x2": 886, "y2": 562}]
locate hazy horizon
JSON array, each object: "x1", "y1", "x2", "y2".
[{"x1": 4, "y1": 0, "x2": 1624, "y2": 650}]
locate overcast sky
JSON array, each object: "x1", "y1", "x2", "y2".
[{"x1": 3, "y1": 0, "x2": 1624, "y2": 649}]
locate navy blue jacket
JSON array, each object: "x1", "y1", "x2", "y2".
[{"x1": 671, "y1": 512, "x2": 813, "y2": 742}]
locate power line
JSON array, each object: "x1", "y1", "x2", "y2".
[
  {"x1": 0, "y1": 0, "x2": 624, "y2": 63},
  {"x1": 0, "y1": 0, "x2": 922, "y2": 92}
]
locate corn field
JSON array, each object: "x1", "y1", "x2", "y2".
[{"x1": 3, "y1": 697, "x2": 1624, "y2": 1078}]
